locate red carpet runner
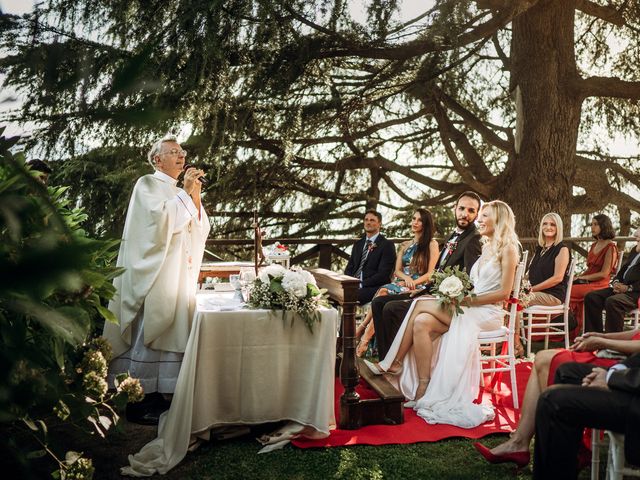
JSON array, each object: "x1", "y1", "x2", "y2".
[{"x1": 293, "y1": 361, "x2": 532, "y2": 448}]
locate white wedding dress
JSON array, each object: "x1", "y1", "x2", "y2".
[{"x1": 379, "y1": 253, "x2": 505, "y2": 428}]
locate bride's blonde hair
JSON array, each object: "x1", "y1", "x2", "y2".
[{"x1": 481, "y1": 200, "x2": 521, "y2": 263}]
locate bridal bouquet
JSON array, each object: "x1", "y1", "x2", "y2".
[
  {"x1": 247, "y1": 265, "x2": 328, "y2": 332},
  {"x1": 431, "y1": 266, "x2": 475, "y2": 315}
]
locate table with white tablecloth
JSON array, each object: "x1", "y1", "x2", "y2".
[{"x1": 122, "y1": 292, "x2": 338, "y2": 476}]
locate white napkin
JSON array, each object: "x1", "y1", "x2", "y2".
[{"x1": 202, "y1": 297, "x2": 245, "y2": 311}]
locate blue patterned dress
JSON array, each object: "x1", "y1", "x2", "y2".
[{"x1": 381, "y1": 243, "x2": 427, "y2": 294}]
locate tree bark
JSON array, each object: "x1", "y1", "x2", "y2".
[{"x1": 496, "y1": 0, "x2": 582, "y2": 237}]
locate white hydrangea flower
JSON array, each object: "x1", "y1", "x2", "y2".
[
  {"x1": 259, "y1": 264, "x2": 287, "y2": 283},
  {"x1": 438, "y1": 275, "x2": 464, "y2": 297},
  {"x1": 281, "y1": 270, "x2": 308, "y2": 298},
  {"x1": 300, "y1": 269, "x2": 317, "y2": 287}
]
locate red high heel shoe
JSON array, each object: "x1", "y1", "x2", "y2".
[{"x1": 473, "y1": 442, "x2": 530, "y2": 468}]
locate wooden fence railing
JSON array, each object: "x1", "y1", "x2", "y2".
[{"x1": 205, "y1": 236, "x2": 637, "y2": 269}]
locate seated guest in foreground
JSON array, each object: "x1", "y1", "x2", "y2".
[
  {"x1": 515, "y1": 213, "x2": 571, "y2": 356},
  {"x1": 584, "y1": 226, "x2": 640, "y2": 333},
  {"x1": 356, "y1": 208, "x2": 439, "y2": 356},
  {"x1": 533, "y1": 353, "x2": 640, "y2": 479},
  {"x1": 569, "y1": 214, "x2": 618, "y2": 334},
  {"x1": 367, "y1": 200, "x2": 518, "y2": 428},
  {"x1": 371, "y1": 191, "x2": 482, "y2": 360},
  {"x1": 344, "y1": 209, "x2": 397, "y2": 305},
  {"x1": 474, "y1": 328, "x2": 640, "y2": 468}
]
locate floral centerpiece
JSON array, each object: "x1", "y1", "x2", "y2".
[
  {"x1": 431, "y1": 265, "x2": 475, "y2": 315},
  {"x1": 247, "y1": 265, "x2": 328, "y2": 332}
]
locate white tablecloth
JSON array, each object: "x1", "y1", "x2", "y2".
[{"x1": 122, "y1": 292, "x2": 338, "y2": 476}]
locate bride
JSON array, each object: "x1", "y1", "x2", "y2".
[{"x1": 366, "y1": 200, "x2": 519, "y2": 428}]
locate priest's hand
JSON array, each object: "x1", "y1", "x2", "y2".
[{"x1": 183, "y1": 167, "x2": 205, "y2": 195}]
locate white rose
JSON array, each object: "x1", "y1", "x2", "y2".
[
  {"x1": 439, "y1": 276, "x2": 464, "y2": 297},
  {"x1": 282, "y1": 270, "x2": 308, "y2": 298},
  {"x1": 259, "y1": 264, "x2": 287, "y2": 283}
]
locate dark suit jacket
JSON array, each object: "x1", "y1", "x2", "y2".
[
  {"x1": 436, "y1": 226, "x2": 483, "y2": 274},
  {"x1": 410, "y1": 226, "x2": 482, "y2": 298},
  {"x1": 609, "y1": 353, "x2": 640, "y2": 464},
  {"x1": 345, "y1": 233, "x2": 396, "y2": 303},
  {"x1": 613, "y1": 250, "x2": 640, "y2": 292}
]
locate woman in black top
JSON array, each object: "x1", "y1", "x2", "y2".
[{"x1": 515, "y1": 213, "x2": 571, "y2": 356}]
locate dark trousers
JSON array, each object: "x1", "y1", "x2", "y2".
[
  {"x1": 584, "y1": 287, "x2": 638, "y2": 333},
  {"x1": 358, "y1": 286, "x2": 379, "y2": 305},
  {"x1": 371, "y1": 294, "x2": 412, "y2": 359},
  {"x1": 533, "y1": 362, "x2": 630, "y2": 480}
]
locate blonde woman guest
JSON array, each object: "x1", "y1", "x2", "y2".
[
  {"x1": 356, "y1": 209, "x2": 439, "y2": 356},
  {"x1": 366, "y1": 200, "x2": 519, "y2": 428},
  {"x1": 569, "y1": 214, "x2": 618, "y2": 334},
  {"x1": 514, "y1": 213, "x2": 571, "y2": 356}
]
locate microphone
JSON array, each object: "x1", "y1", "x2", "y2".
[{"x1": 183, "y1": 163, "x2": 208, "y2": 186}]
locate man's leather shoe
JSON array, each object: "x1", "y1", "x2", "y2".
[
  {"x1": 126, "y1": 400, "x2": 161, "y2": 425},
  {"x1": 126, "y1": 408, "x2": 160, "y2": 425}
]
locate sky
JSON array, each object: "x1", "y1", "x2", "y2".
[{"x1": 0, "y1": 1, "x2": 36, "y2": 137}]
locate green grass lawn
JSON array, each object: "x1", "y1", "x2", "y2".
[
  {"x1": 177, "y1": 434, "x2": 532, "y2": 480},
  {"x1": 86, "y1": 420, "x2": 597, "y2": 480},
  {"x1": 80, "y1": 340, "x2": 600, "y2": 479}
]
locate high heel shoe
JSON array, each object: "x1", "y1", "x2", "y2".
[
  {"x1": 363, "y1": 358, "x2": 403, "y2": 376},
  {"x1": 473, "y1": 442, "x2": 530, "y2": 468},
  {"x1": 405, "y1": 377, "x2": 430, "y2": 408}
]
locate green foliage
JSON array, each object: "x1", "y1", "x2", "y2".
[{"x1": 0, "y1": 129, "x2": 140, "y2": 479}]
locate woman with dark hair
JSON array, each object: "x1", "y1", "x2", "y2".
[
  {"x1": 569, "y1": 214, "x2": 618, "y2": 334},
  {"x1": 356, "y1": 209, "x2": 439, "y2": 356}
]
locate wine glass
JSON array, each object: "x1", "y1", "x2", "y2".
[
  {"x1": 229, "y1": 274, "x2": 243, "y2": 302},
  {"x1": 239, "y1": 268, "x2": 256, "y2": 301}
]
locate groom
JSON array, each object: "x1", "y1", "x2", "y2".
[{"x1": 372, "y1": 191, "x2": 483, "y2": 359}]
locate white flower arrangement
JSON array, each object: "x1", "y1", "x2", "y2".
[
  {"x1": 431, "y1": 266, "x2": 475, "y2": 315},
  {"x1": 248, "y1": 266, "x2": 328, "y2": 331}
]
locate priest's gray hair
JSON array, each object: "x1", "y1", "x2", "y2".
[{"x1": 147, "y1": 136, "x2": 179, "y2": 167}]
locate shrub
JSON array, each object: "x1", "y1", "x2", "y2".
[{"x1": 0, "y1": 129, "x2": 140, "y2": 479}]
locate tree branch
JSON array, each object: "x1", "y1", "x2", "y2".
[
  {"x1": 315, "y1": 0, "x2": 539, "y2": 60},
  {"x1": 434, "y1": 86, "x2": 513, "y2": 152},
  {"x1": 573, "y1": 155, "x2": 640, "y2": 213},
  {"x1": 577, "y1": 76, "x2": 640, "y2": 100},
  {"x1": 431, "y1": 98, "x2": 495, "y2": 187},
  {"x1": 575, "y1": 0, "x2": 626, "y2": 26}
]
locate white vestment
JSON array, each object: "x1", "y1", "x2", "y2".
[
  {"x1": 103, "y1": 170, "x2": 210, "y2": 393},
  {"x1": 381, "y1": 254, "x2": 505, "y2": 428}
]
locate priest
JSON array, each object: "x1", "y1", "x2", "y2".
[{"x1": 103, "y1": 136, "x2": 210, "y2": 424}]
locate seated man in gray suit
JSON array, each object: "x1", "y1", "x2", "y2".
[
  {"x1": 372, "y1": 192, "x2": 482, "y2": 359},
  {"x1": 345, "y1": 209, "x2": 397, "y2": 305}
]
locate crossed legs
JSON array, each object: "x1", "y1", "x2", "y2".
[{"x1": 383, "y1": 299, "x2": 453, "y2": 399}]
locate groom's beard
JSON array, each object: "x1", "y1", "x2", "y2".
[{"x1": 456, "y1": 218, "x2": 476, "y2": 230}]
